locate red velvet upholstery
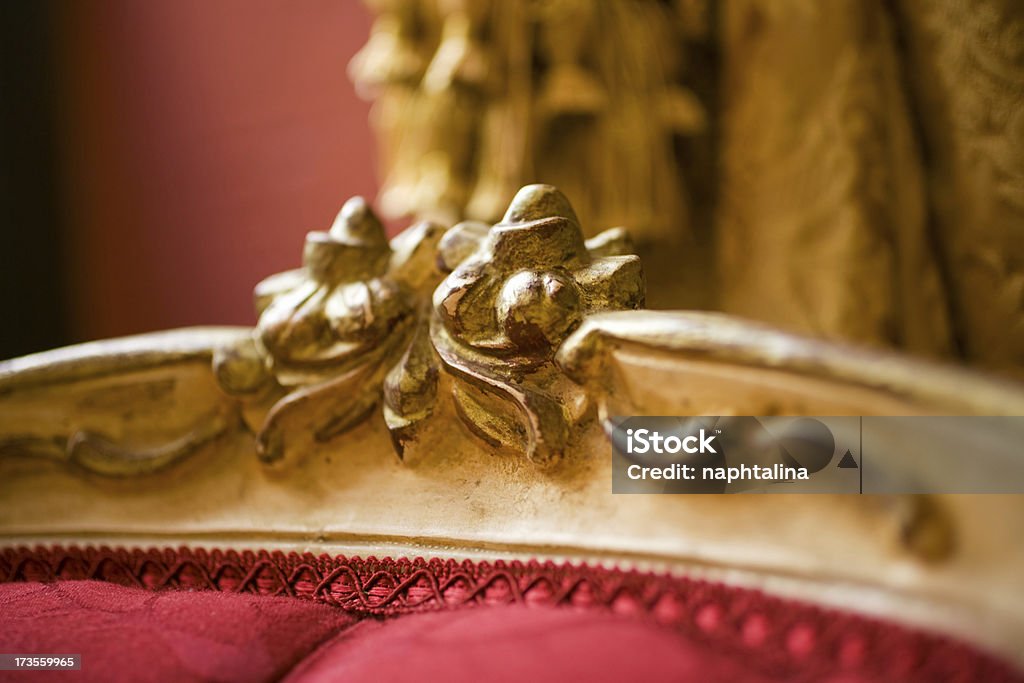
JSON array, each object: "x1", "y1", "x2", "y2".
[
  {"x1": 1, "y1": 548, "x2": 1021, "y2": 682},
  {"x1": 0, "y1": 581, "x2": 359, "y2": 682},
  {"x1": 284, "y1": 604, "x2": 789, "y2": 683}
]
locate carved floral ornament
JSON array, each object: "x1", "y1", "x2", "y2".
[{"x1": 213, "y1": 184, "x2": 644, "y2": 467}]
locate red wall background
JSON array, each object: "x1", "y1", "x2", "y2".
[{"x1": 55, "y1": 1, "x2": 379, "y2": 341}]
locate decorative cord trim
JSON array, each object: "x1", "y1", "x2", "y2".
[{"x1": 1, "y1": 545, "x2": 1020, "y2": 682}]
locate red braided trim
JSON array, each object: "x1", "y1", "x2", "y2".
[{"x1": 1, "y1": 545, "x2": 1020, "y2": 682}]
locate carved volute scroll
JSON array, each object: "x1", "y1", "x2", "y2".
[{"x1": 214, "y1": 184, "x2": 644, "y2": 466}]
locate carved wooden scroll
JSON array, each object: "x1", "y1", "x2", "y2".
[
  {"x1": 4, "y1": 185, "x2": 1024, "y2": 666},
  {"x1": 0, "y1": 328, "x2": 249, "y2": 476},
  {"x1": 4, "y1": 183, "x2": 1024, "y2": 483}
]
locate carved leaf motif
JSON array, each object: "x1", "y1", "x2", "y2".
[
  {"x1": 428, "y1": 185, "x2": 644, "y2": 465},
  {"x1": 382, "y1": 324, "x2": 439, "y2": 458},
  {"x1": 255, "y1": 354, "x2": 393, "y2": 465},
  {"x1": 214, "y1": 197, "x2": 444, "y2": 466}
]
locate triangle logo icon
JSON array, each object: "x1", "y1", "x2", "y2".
[{"x1": 837, "y1": 449, "x2": 859, "y2": 469}]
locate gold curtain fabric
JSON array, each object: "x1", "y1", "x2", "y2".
[{"x1": 718, "y1": 0, "x2": 1024, "y2": 373}]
